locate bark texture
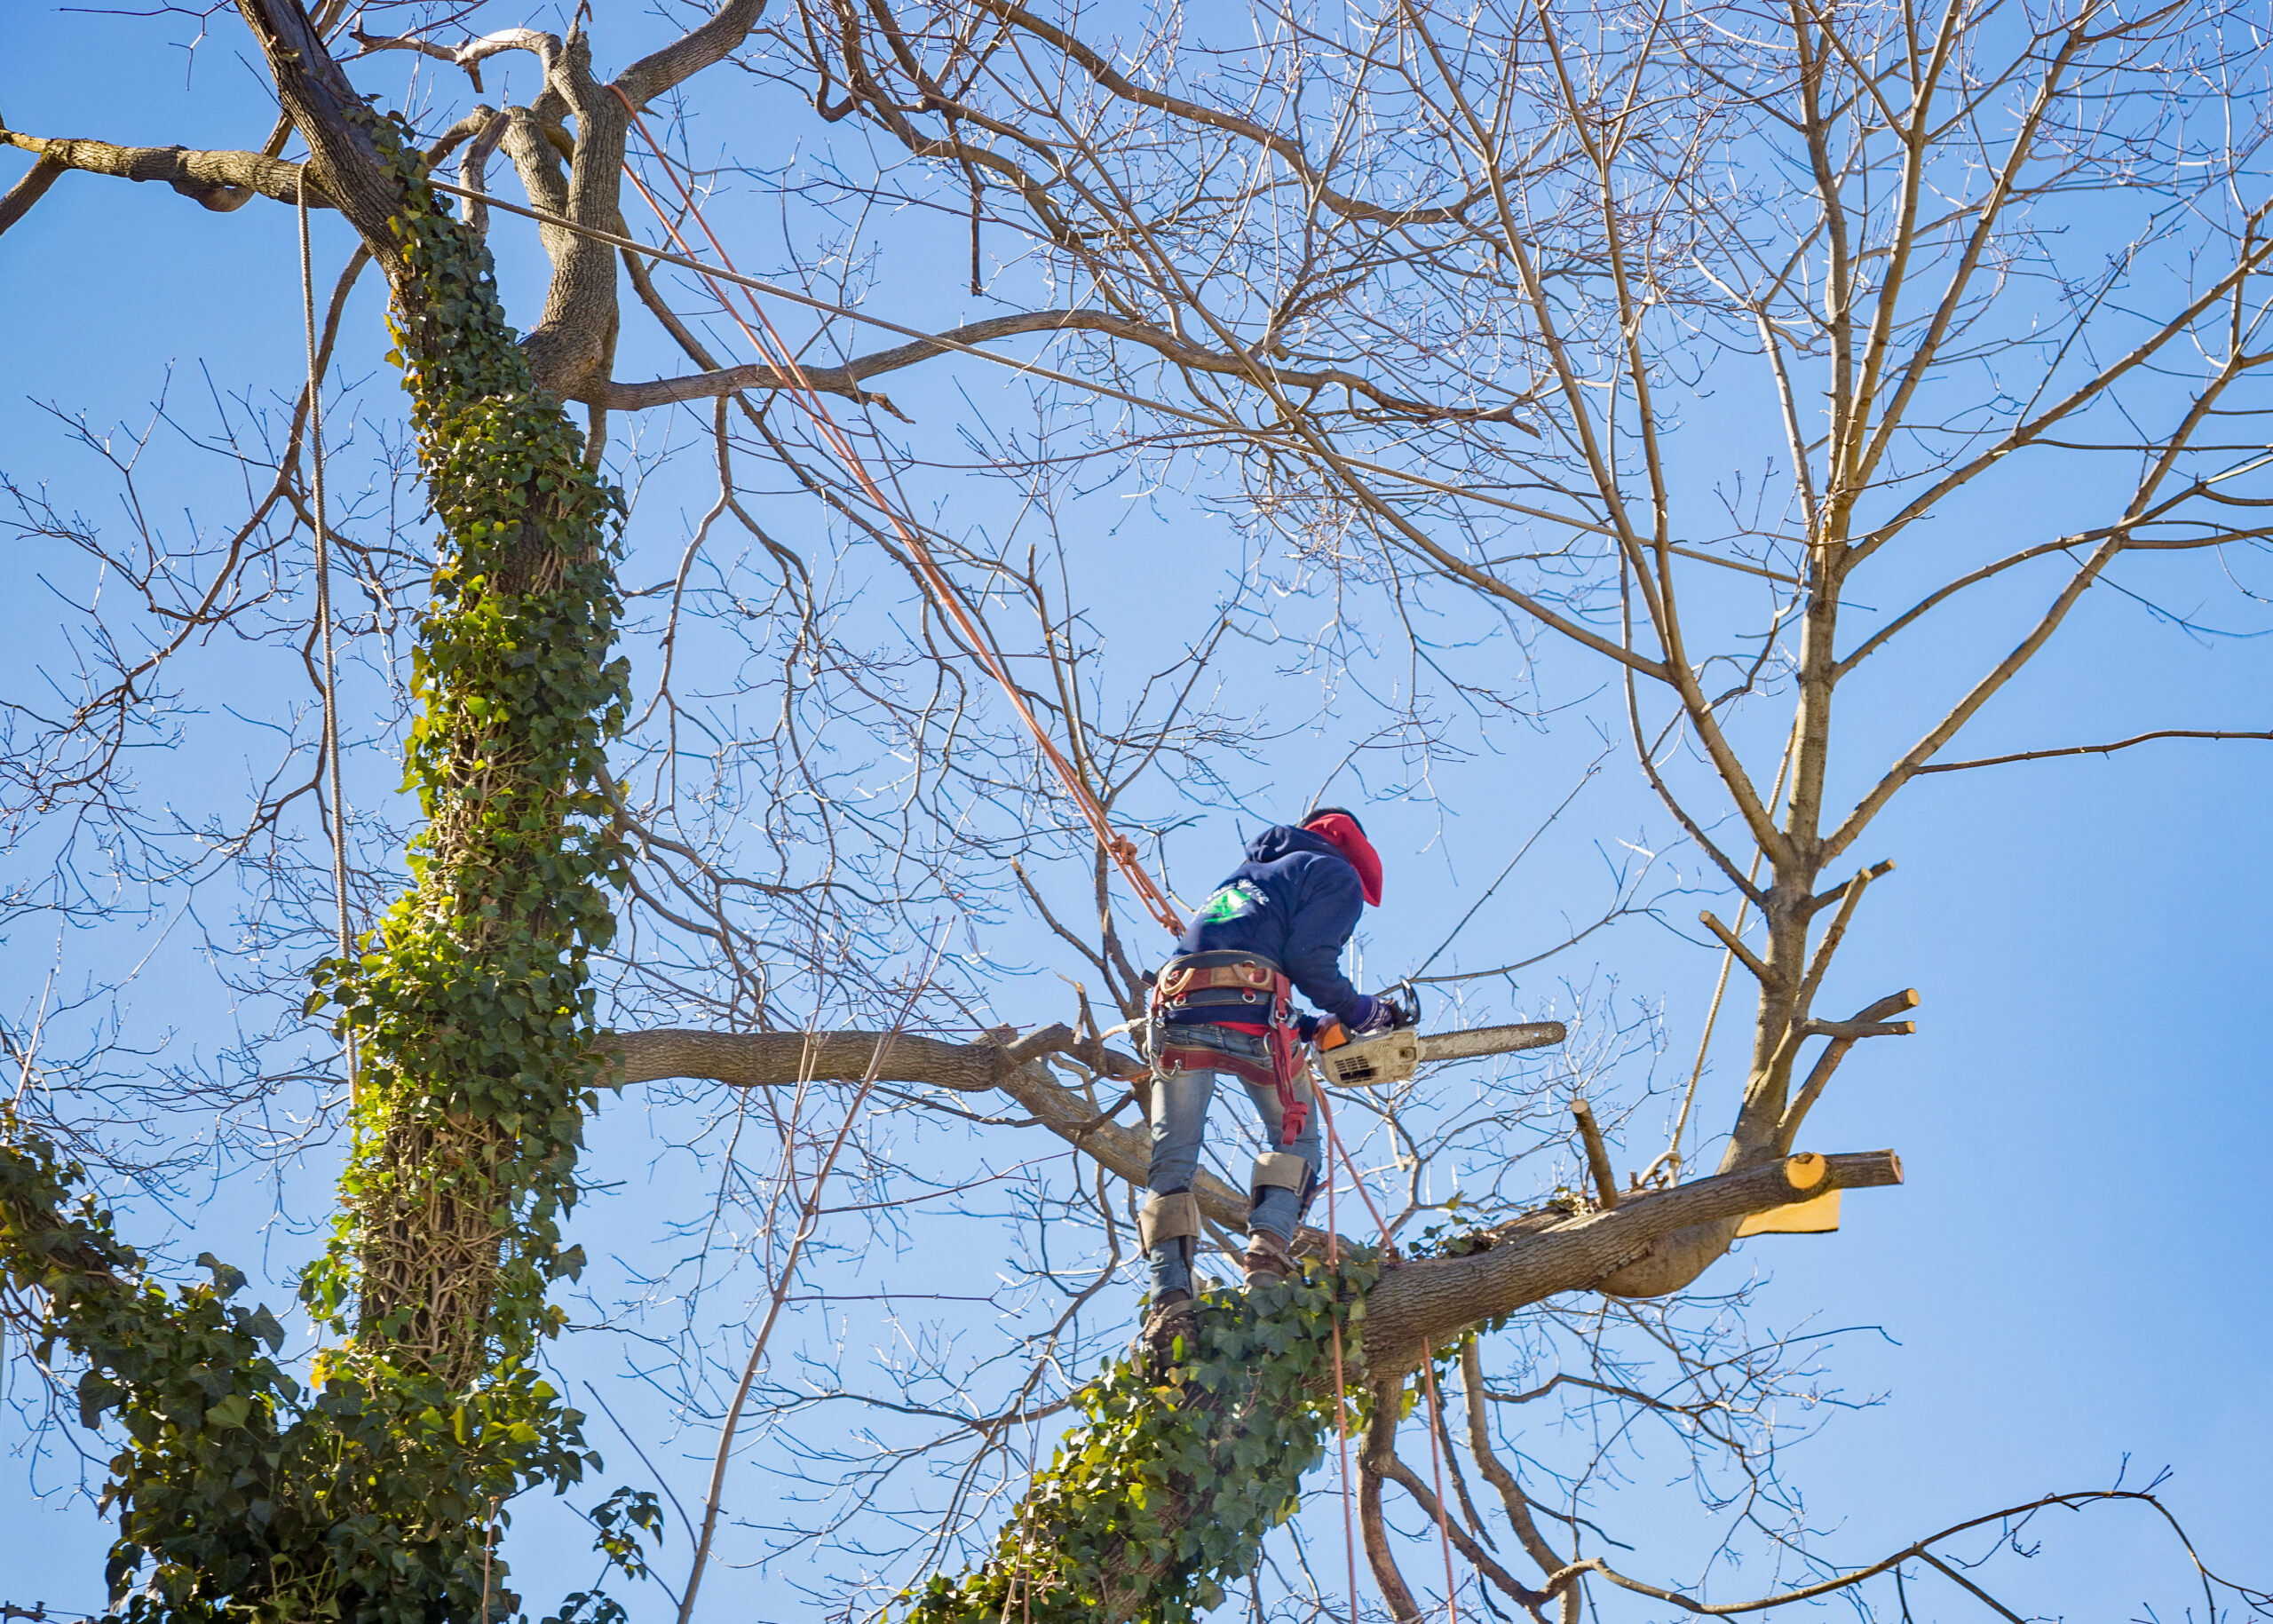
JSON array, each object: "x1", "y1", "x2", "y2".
[{"x1": 0, "y1": 129, "x2": 324, "y2": 214}]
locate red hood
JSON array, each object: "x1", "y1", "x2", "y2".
[{"x1": 1303, "y1": 812, "x2": 1382, "y2": 907}]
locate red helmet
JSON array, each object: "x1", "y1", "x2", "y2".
[{"x1": 1302, "y1": 807, "x2": 1382, "y2": 907}]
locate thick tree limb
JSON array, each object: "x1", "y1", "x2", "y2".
[
  {"x1": 1, "y1": 108, "x2": 500, "y2": 237},
  {"x1": 1359, "y1": 1152, "x2": 1902, "y2": 1372},
  {"x1": 234, "y1": 0, "x2": 404, "y2": 274},
  {"x1": 604, "y1": 1025, "x2": 1253, "y2": 1220},
  {"x1": 0, "y1": 153, "x2": 67, "y2": 235},
  {"x1": 610, "y1": 1028, "x2": 1901, "y2": 1367},
  {"x1": 614, "y1": 0, "x2": 768, "y2": 108},
  {"x1": 0, "y1": 130, "x2": 321, "y2": 213}
]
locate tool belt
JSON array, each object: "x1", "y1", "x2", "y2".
[{"x1": 1149, "y1": 949, "x2": 1309, "y2": 1146}]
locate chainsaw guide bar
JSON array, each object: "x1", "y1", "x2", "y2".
[{"x1": 1315, "y1": 1019, "x2": 1566, "y2": 1089}]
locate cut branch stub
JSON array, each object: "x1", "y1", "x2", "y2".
[
  {"x1": 1698, "y1": 909, "x2": 1775, "y2": 986},
  {"x1": 1571, "y1": 1099, "x2": 1620, "y2": 1209}
]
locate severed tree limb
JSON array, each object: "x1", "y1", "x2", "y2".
[
  {"x1": 1697, "y1": 909, "x2": 1774, "y2": 987},
  {"x1": 1570, "y1": 1099, "x2": 1620, "y2": 1208},
  {"x1": 1362, "y1": 1153, "x2": 1901, "y2": 1371},
  {"x1": 1778, "y1": 988, "x2": 1920, "y2": 1152}
]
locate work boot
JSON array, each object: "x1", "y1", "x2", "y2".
[
  {"x1": 1136, "y1": 1289, "x2": 1199, "y2": 1365},
  {"x1": 1242, "y1": 1232, "x2": 1294, "y2": 1289}
]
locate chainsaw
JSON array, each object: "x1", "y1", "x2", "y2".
[{"x1": 1311, "y1": 988, "x2": 1565, "y2": 1089}]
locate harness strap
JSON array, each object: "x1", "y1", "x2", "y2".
[
  {"x1": 1157, "y1": 959, "x2": 1279, "y2": 1000},
  {"x1": 1152, "y1": 952, "x2": 1309, "y2": 1145}
]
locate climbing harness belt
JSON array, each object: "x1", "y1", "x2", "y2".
[
  {"x1": 298, "y1": 179, "x2": 357, "y2": 1105},
  {"x1": 608, "y1": 91, "x2": 1181, "y2": 939},
  {"x1": 1148, "y1": 951, "x2": 1309, "y2": 1145}
]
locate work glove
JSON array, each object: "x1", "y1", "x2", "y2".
[
  {"x1": 1294, "y1": 1012, "x2": 1326, "y2": 1043},
  {"x1": 1347, "y1": 995, "x2": 1394, "y2": 1035}
]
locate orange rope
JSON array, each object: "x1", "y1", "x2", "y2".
[
  {"x1": 613, "y1": 94, "x2": 1461, "y2": 1620},
  {"x1": 609, "y1": 91, "x2": 1183, "y2": 938}
]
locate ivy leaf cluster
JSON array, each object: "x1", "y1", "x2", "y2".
[
  {"x1": 906, "y1": 1252, "x2": 1382, "y2": 1624},
  {"x1": 0, "y1": 1132, "x2": 592, "y2": 1624}
]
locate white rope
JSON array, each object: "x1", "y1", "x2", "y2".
[
  {"x1": 1646, "y1": 716, "x2": 1802, "y2": 1184},
  {"x1": 300, "y1": 178, "x2": 358, "y2": 1105}
]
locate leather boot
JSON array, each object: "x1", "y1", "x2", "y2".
[{"x1": 1242, "y1": 1231, "x2": 1295, "y2": 1289}]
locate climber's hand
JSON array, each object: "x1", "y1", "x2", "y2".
[{"x1": 1348, "y1": 995, "x2": 1395, "y2": 1035}]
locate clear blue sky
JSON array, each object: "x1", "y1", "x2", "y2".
[{"x1": 3, "y1": 4, "x2": 2268, "y2": 1621}]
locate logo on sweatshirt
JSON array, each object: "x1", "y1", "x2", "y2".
[{"x1": 1197, "y1": 879, "x2": 1268, "y2": 924}]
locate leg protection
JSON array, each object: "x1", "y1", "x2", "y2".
[
  {"x1": 1141, "y1": 1188, "x2": 1201, "y2": 1300},
  {"x1": 1139, "y1": 1189, "x2": 1202, "y2": 1251},
  {"x1": 1250, "y1": 1149, "x2": 1314, "y2": 1206},
  {"x1": 1247, "y1": 1147, "x2": 1319, "y2": 1258}
]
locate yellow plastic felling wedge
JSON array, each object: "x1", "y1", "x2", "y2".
[{"x1": 1734, "y1": 1187, "x2": 1842, "y2": 1237}]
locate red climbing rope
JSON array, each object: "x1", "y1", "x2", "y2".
[
  {"x1": 610, "y1": 92, "x2": 1183, "y2": 938},
  {"x1": 613, "y1": 95, "x2": 1464, "y2": 1620}
]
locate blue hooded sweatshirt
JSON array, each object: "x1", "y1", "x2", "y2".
[{"x1": 1168, "y1": 825, "x2": 1374, "y2": 1026}]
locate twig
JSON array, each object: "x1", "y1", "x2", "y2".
[{"x1": 1915, "y1": 729, "x2": 2273, "y2": 773}]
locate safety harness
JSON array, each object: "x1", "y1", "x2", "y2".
[{"x1": 1148, "y1": 948, "x2": 1309, "y2": 1145}]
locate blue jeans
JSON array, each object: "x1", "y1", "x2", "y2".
[{"x1": 1145, "y1": 1026, "x2": 1323, "y2": 1297}]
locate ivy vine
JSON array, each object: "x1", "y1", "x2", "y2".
[{"x1": 905, "y1": 1253, "x2": 1382, "y2": 1624}]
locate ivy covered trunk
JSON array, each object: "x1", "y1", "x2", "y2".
[
  {"x1": 0, "y1": 115, "x2": 628, "y2": 1622},
  {"x1": 906, "y1": 1258, "x2": 1380, "y2": 1624},
  {"x1": 306, "y1": 131, "x2": 628, "y2": 1392}
]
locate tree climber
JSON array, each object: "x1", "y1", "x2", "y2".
[{"x1": 1140, "y1": 807, "x2": 1406, "y2": 1308}]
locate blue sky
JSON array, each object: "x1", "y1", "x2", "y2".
[{"x1": 3, "y1": 4, "x2": 2269, "y2": 1620}]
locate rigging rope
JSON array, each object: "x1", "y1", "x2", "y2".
[
  {"x1": 299, "y1": 178, "x2": 357, "y2": 1105},
  {"x1": 609, "y1": 91, "x2": 1183, "y2": 938}
]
